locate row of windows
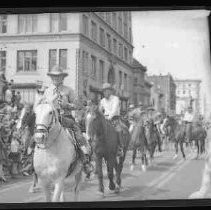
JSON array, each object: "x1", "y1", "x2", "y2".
[
  {"x1": 82, "y1": 14, "x2": 132, "y2": 64},
  {"x1": 0, "y1": 49, "x2": 67, "y2": 72},
  {"x1": 0, "y1": 14, "x2": 68, "y2": 34},
  {"x1": 82, "y1": 50, "x2": 128, "y2": 90},
  {"x1": 96, "y1": 12, "x2": 131, "y2": 41}
]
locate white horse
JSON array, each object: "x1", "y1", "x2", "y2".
[{"x1": 33, "y1": 102, "x2": 83, "y2": 202}]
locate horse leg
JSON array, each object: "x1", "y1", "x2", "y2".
[
  {"x1": 74, "y1": 169, "x2": 82, "y2": 202},
  {"x1": 52, "y1": 181, "x2": 64, "y2": 202},
  {"x1": 195, "y1": 141, "x2": 199, "y2": 160},
  {"x1": 173, "y1": 141, "x2": 178, "y2": 159},
  {"x1": 130, "y1": 148, "x2": 137, "y2": 171},
  {"x1": 180, "y1": 141, "x2": 186, "y2": 160},
  {"x1": 95, "y1": 155, "x2": 104, "y2": 196},
  {"x1": 106, "y1": 156, "x2": 116, "y2": 192},
  {"x1": 40, "y1": 179, "x2": 51, "y2": 202},
  {"x1": 29, "y1": 172, "x2": 39, "y2": 193},
  {"x1": 141, "y1": 149, "x2": 146, "y2": 172}
]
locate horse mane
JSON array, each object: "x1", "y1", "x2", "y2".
[{"x1": 87, "y1": 108, "x2": 107, "y2": 139}]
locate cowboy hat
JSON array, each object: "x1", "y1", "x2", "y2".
[
  {"x1": 138, "y1": 101, "x2": 143, "y2": 106},
  {"x1": 102, "y1": 83, "x2": 113, "y2": 91},
  {"x1": 147, "y1": 106, "x2": 155, "y2": 111},
  {"x1": 128, "y1": 104, "x2": 135, "y2": 109},
  {"x1": 47, "y1": 65, "x2": 68, "y2": 77}
]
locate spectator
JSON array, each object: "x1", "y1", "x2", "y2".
[
  {"x1": 11, "y1": 90, "x2": 16, "y2": 106},
  {"x1": 5, "y1": 83, "x2": 12, "y2": 104},
  {"x1": 0, "y1": 73, "x2": 7, "y2": 101}
]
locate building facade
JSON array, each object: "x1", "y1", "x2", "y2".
[
  {"x1": 132, "y1": 58, "x2": 150, "y2": 106},
  {"x1": 150, "y1": 83, "x2": 164, "y2": 112},
  {"x1": 0, "y1": 12, "x2": 134, "y2": 109},
  {"x1": 147, "y1": 73, "x2": 176, "y2": 115},
  {"x1": 175, "y1": 79, "x2": 201, "y2": 116}
]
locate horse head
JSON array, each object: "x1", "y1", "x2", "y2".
[
  {"x1": 85, "y1": 104, "x2": 105, "y2": 142},
  {"x1": 34, "y1": 102, "x2": 60, "y2": 149}
]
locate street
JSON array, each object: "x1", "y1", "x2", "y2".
[{"x1": 0, "y1": 145, "x2": 209, "y2": 203}]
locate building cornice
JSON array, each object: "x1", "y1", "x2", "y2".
[
  {"x1": 92, "y1": 13, "x2": 134, "y2": 50},
  {"x1": 175, "y1": 79, "x2": 202, "y2": 83}
]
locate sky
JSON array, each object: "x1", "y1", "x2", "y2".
[{"x1": 131, "y1": 10, "x2": 211, "y2": 114}]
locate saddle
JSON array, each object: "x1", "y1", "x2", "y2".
[{"x1": 65, "y1": 128, "x2": 81, "y2": 178}]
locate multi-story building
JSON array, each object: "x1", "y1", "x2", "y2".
[
  {"x1": 150, "y1": 83, "x2": 164, "y2": 112},
  {"x1": 175, "y1": 79, "x2": 201, "y2": 115},
  {"x1": 147, "y1": 73, "x2": 176, "y2": 115},
  {"x1": 0, "y1": 12, "x2": 134, "y2": 108},
  {"x1": 132, "y1": 58, "x2": 148, "y2": 106}
]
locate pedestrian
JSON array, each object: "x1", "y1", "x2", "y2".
[{"x1": 183, "y1": 106, "x2": 194, "y2": 143}]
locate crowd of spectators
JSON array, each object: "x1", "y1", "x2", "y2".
[{"x1": 0, "y1": 73, "x2": 31, "y2": 183}]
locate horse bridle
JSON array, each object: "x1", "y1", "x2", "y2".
[{"x1": 34, "y1": 109, "x2": 57, "y2": 134}]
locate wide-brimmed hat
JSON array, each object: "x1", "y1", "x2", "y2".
[
  {"x1": 128, "y1": 104, "x2": 135, "y2": 110},
  {"x1": 47, "y1": 65, "x2": 68, "y2": 77},
  {"x1": 102, "y1": 83, "x2": 113, "y2": 91},
  {"x1": 147, "y1": 106, "x2": 155, "y2": 111},
  {"x1": 138, "y1": 101, "x2": 143, "y2": 106}
]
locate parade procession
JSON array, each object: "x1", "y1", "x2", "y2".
[{"x1": 0, "y1": 10, "x2": 211, "y2": 204}]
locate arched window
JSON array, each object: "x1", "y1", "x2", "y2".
[{"x1": 107, "y1": 65, "x2": 115, "y2": 85}]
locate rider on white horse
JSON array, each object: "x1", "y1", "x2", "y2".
[
  {"x1": 99, "y1": 83, "x2": 124, "y2": 157},
  {"x1": 183, "y1": 106, "x2": 194, "y2": 143},
  {"x1": 37, "y1": 65, "x2": 92, "y2": 175}
]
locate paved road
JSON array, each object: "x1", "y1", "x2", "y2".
[{"x1": 0, "y1": 146, "x2": 209, "y2": 203}]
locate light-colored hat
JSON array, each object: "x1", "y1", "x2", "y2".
[
  {"x1": 102, "y1": 83, "x2": 113, "y2": 91},
  {"x1": 128, "y1": 104, "x2": 135, "y2": 109},
  {"x1": 47, "y1": 65, "x2": 68, "y2": 77}
]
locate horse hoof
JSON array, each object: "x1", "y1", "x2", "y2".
[
  {"x1": 97, "y1": 191, "x2": 105, "y2": 198},
  {"x1": 115, "y1": 186, "x2": 120, "y2": 194},
  {"x1": 130, "y1": 165, "x2": 134, "y2": 171},
  {"x1": 173, "y1": 155, "x2": 178, "y2": 160},
  {"x1": 189, "y1": 191, "x2": 205, "y2": 199},
  {"x1": 142, "y1": 165, "x2": 146, "y2": 172}
]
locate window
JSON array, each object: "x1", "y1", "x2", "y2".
[
  {"x1": 106, "y1": 12, "x2": 111, "y2": 24},
  {"x1": 82, "y1": 15, "x2": 89, "y2": 36},
  {"x1": 106, "y1": 33, "x2": 111, "y2": 52},
  {"x1": 99, "y1": 28, "x2": 105, "y2": 47},
  {"x1": 91, "y1": 21, "x2": 97, "y2": 41},
  {"x1": 118, "y1": 14, "x2": 122, "y2": 34},
  {"x1": 99, "y1": 60, "x2": 104, "y2": 83},
  {"x1": 91, "y1": 55, "x2": 97, "y2": 78},
  {"x1": 59, "y1": 13, "x2": 67, "y2": 32},
  {"x1": 119, "y1": 43, "x2": 123, "y2": 58},
  {"x1": 113, "y1": 38, "x2": 117, "y2": 54},
  {"x1": 17, "y1": 50, "x2": 37, "y2": 72},
  {"x1": 18, "y1": 15, "x2": 37, "y2": 33},
  {"x1": 82, "y1": 51, "x2": 89, "y2": 73},
  {"x1": 49, "y1": 49, "x2": 67, "y2": 72},
  {"x1": 124, "y1": 22, "x2": 128, "y2": 39},
  {"x1": 0, "y1": 15, "x2": 7, "y2": 33},
  {"x1": 59, "y1": 49, "x2": 67, "y2": 70},
  {"x1": 119, "y1": 71, "x2": 122, "y2": 88},
  {"x1": 0, "y1": 51, "x2": 6, "y2": 72},
  {"x1": 50, "y1": 13, "x2": 67, "y2": 32},
  {"x1": 124, "y1": 47, "x2": 128, "y2": 62},
  {"x1": 134, "y1": 77, "x2": 138, "y2": 86},
  {"x1": 129, "y1": 27, "x2": 132, "y2": 42},
  {"x1": 124, "y1": 73, "x2": 127, "y2": 91},
  {"x1": 112, "y1": 12, "x2": 117, "y2": 29},
  {"x1": 129, "y1": 50, "x2": 132, "y2": 64}
]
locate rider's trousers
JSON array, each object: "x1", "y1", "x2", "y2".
[{"x1": 61, "y1": 115, "x2": 89, "y2": 149}]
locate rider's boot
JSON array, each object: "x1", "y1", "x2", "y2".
[{"x1": 80, "y1": 145, "x2": 93, "y2": 175}]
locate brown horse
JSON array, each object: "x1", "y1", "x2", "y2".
[
  {"x1": 129, "y1": 121, "x2": 148, "y2": 171},
  {"x1": 144, "y1": 119, "x2": 159, "y2": 164},
  {"x1": 85, "y1": 104, "x2": 130, "y2": 196}
]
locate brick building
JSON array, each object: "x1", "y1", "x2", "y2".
[
  {"x1": 175, "y1": 79, "x2": 201, "y2": 116},
  {"x1": 147, "y1": 73, "x2": 176, "y2": 115},
  {"x1": 0, "y1": 12, "x2": 134, "y2": 110}
]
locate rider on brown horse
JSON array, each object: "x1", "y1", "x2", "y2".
[{"x1": 99, "y1": 83, "x2": 126, "y2": 157}]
